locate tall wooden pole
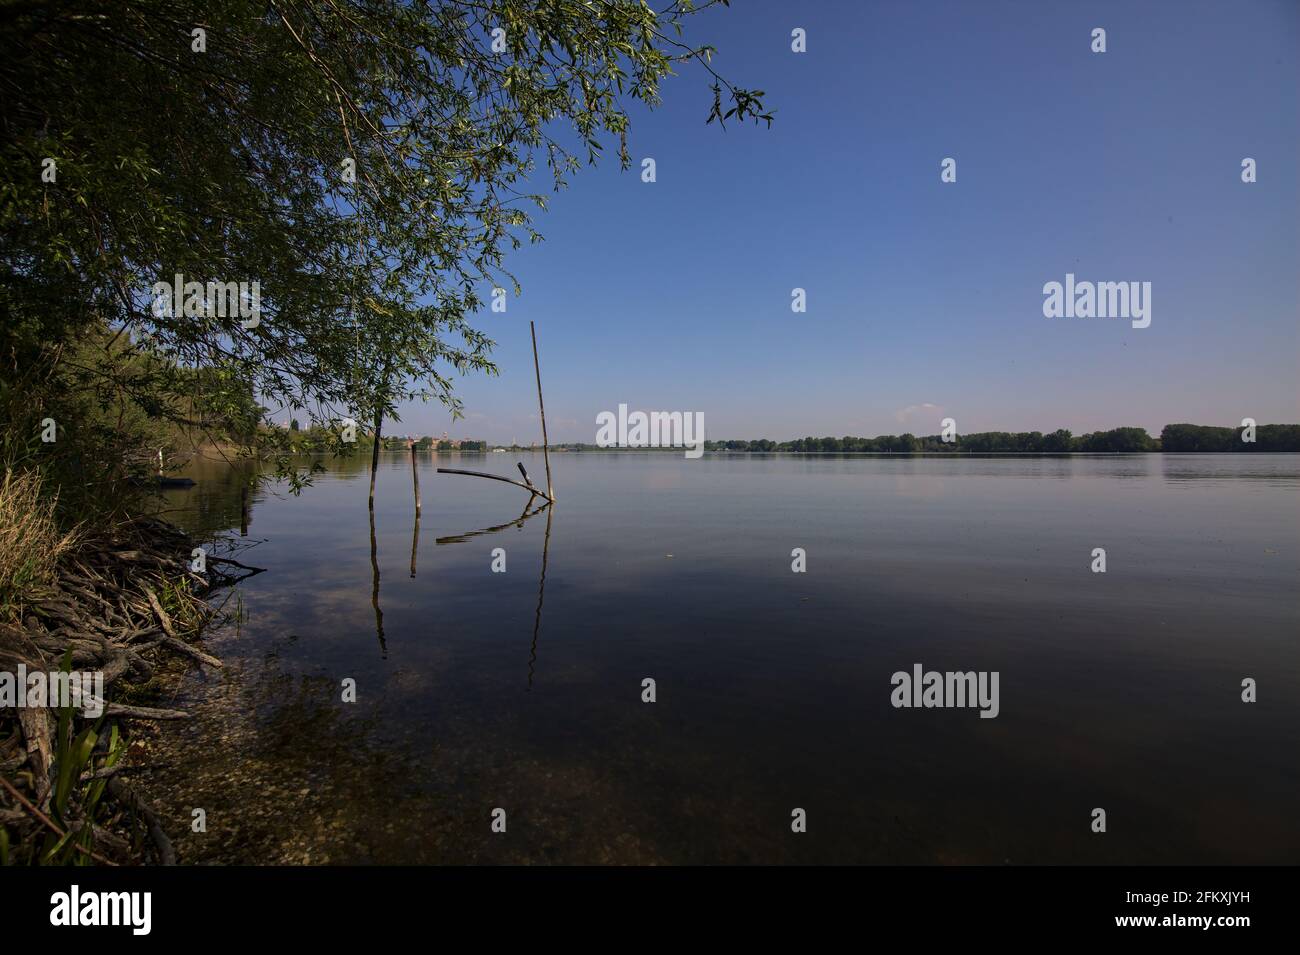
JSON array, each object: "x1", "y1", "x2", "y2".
[{"x1": 529, "y1": 321, "x2": 553, "y2": 502}]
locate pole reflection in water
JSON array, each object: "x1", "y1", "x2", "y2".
[
  {"x1": 369, "y1": 506, "x2": 386, "y2": 658},
  {"x1": 435, "y1": 496, "x2": 553, "y2": 688},
  {"x1": 528, "y1": 504, "x2": 553, "y2": 691},
  {"x1": 410, "y1": 511, "x2": 420, "y2": 578},
  {"x1": 434, "y1": 495, "x2": 549, "y2": 544}
]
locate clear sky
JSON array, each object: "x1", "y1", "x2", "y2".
[{"x1": 391, "y1": 0, "x2": 1298, "y2": 444}]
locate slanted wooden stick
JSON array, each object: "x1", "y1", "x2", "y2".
[
  {"x1": 530, "y1": 321, "x2": 553, "y2": 501},
  {"x1": 517, "y1": 462, "x2": 538, "y2": 491},
  {"x1": 438, "y1": 467, "x2": 544, "y2": 498}
]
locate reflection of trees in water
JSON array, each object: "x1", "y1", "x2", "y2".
[
  {"x1": 163, "y1": 452, "x2": 504, "y2": 541},
  {"x1": 164, "y1": 455, "x2": 553, "y2": 667},
  {"x1": 156, "y1": 456, "x2": 259, "y2": 540},
  {"x1": 161, "y1": 453, "x2": 383, "y2": 540}
]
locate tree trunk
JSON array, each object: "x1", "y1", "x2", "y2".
[{"x1": 368, "y1": 409, "x2": 383, "y2": 510}]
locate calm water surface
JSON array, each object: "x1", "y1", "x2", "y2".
[{"x1": 147, "y1": 453, "x2": 1299, "y2": 864}]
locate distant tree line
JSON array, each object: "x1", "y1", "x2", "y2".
[
  {"x1": 720, "y1": 428, "x2": 1156, "y2": 453},
  {"x1": 1159, "y1": 423, "x2": 1300, "y2": 451},
  {"x1": 551, "y1": 423, "x2": 1300, "y2": 453},
  {"x1": 400, "y1": 437, "x2": 486, "y2": 451},
  {"x1": 706, "y1": 428, "x2": 1148, "y2": 452},
  {"x1": 280, "y1": 427, "x2": 485, "y2": 454}
]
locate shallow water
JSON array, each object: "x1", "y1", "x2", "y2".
[{"x1": 145, "y1": 452, "x2": 1299, "y2": 864}]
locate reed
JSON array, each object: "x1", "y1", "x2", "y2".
[{"x1": 0, "y1": 470, "x2": 79, "y2": 614}]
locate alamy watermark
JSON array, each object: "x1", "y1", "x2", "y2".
[
  {"x1": 1043, "y1": 273, "x2": 1150, "y2": 329},
  {"x1": 1, "y1": 665, "x2": 104, "y2": 718},
  {"x1": 596, "y1": 404, "x2": 705, "y2": 459},
  {"x1": 152, "y1": 273, "x2": 261, "y2": 328},
  {"x1": 890, "y1": 663, "x2": 1000, "y2": 719},
  {"x1": 50, "y1": 885, "x2": 150, "y2": 935}
]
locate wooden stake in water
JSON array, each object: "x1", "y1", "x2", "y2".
[{"x1": 530, "y1": 320, "x2": 553, "y2": 502}]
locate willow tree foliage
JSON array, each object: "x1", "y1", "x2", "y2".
[{"x1": 0, "y1": 0, "x2": 770, "y2": 482}]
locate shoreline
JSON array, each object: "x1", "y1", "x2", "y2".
[{"x1": 0, "y1": 516, "x2": 238, "y2": 865}]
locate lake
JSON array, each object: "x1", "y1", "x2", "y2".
[{"x1": 148, "y1": 452, "x2": 1299, "y2": 864}]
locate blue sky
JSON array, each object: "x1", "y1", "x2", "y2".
[{"x1": 392, "y1": 0, "x2": 1298, "y2": 444}]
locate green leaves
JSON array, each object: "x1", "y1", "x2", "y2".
[
  {"x1": 707, "y1": 81, "x2": 773, "y2": 128},
  {"x1": 2, "y1": 0, "x2": 769, "y2": 484},
  {"x1": 31, "y1": 651, "x2": 124, "y2": 865}
]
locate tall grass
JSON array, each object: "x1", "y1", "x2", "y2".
[{"x1": 0, "y1": 469, "x2": 79, "y2": 611}]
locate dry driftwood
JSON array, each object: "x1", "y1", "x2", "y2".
[
  {"x1": 104, "y1": 703, "x2": 190, "y2": 721},
  {"x1": 158, "y1": 635, "x2": 223, "y2": 669},
  {"x1": 17, "y1": 707, "x2": 53, "y2": 806},
  {"x1": 1, "y1": 515, "x2": 236, "y2": 863},
  {"x1": 144, "y1": 587, "x2": 177, "y2": 639},
  {"x1": 437, "y1": 465, "x2": 550, "y2": 500}
]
